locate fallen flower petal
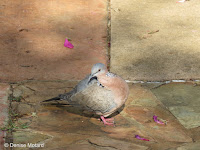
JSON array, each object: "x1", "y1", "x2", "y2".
[
  {"x1": 135, "y1": 135, "x2": 150, "y2": 141},
  {"x1": 153, "y1": 115, "x2": 165, "y2": 125},
  {"x1": 64, "y1": 39, "x2": 74, "y2": 49}
]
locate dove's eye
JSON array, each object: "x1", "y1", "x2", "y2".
[{"x1": 98, "y1": 69, "x2": 101, "y2": 72}]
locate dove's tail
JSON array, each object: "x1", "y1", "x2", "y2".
[
  {"x1": 42, "y1": 97, "x2": 61, "y2": 102},
  {"x1": 42, "y1": 90, "x2": 75, "y2": 103}
]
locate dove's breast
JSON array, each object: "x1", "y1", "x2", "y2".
[
  {"x1": 69, "y1": 84, "x2": 117, "y2": 115},
  {"x1": 98, "y1": 73, "x2": 129, "y2": 107}
]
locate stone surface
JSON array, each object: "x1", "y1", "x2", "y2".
[
  {"x1": 87, "y1": 136, "x2": 148, "y2": 150},
  {"x1": 127, "y1": 84, "x2": 162, "y2": 107},
  {"x1": 0, "y1": 130, "x2": 6, "y2": 150},
  {"x1": 152, "y1": 83, "x2": 200, "y2": 128},
  {"x1": 12, "y1": 81, "x2": 77, "y2": 103},
  {"x1": 176, "y1": 142, "x2": 200, "y2": 150},
  {"x1": 0, "y1": 83, "x2": 10, "y2": 127},
  {"x1": 169, "y1": 106, "x2": 200, "y2": 129},
  {"x1": 110, "y1": 0, "x2": 200, "y2": 81},
  {"x1": 0, "y1": 0, "x2": 108, "y2": 82},
  {"x1": 117, "y1": 84, "x2": 192, "y2": 143},
  {"x1": 189, "y1": 127, "x2": 200, "y2": 142},
  {"x1": 0, "y1": 83, "x2": 10, "y2": 149},
  {"x1": 15, "y1": 103, "x2": 36, "y2": 115},
  {"x1": 10, "y1": 82, "x2": 200, "y2": 149},
  {"x1": 13, "y1": 130, "x2": 52, "y2": 150}
]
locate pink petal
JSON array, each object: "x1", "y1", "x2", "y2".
[
  {"x1": 153, "y1": 115, "x2": 165, "y2": 125},
  {"x1": 64, "y1": 39, "x2": 74, "y2": 49},
  {"x1": 135, "y1": 135, "x2": 150, "y2": 141}
]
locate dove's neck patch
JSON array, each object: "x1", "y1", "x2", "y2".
[
  {"x1": 97, "y1": 81, "x2": 104, "y2": 88},
  {"x1": 106, "y1": 72, "x2": 116, "y2": 77}
]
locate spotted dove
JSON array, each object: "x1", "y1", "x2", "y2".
[{"x1": 42, "y1": 63, "x2": 129, "y2": 125}]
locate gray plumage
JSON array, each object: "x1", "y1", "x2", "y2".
[
  {"x1": 42, "y1": 74, "x2": 94, "y2": 102},
  {"x1": 43, "y1": 63, "x2": 117, "y2": 115},
  {"x1": 59, "y1": 74, "x2": 95, "y2": 100}
]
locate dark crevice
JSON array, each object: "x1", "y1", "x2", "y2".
[
  {"x1": 150, "y1": 83, "x2": 166, "y2": 89},
  {"x1": 19, "y1": 29, "x2": 29, "y2": 32},
  {"x1": 24, "y1": 85, "x2": 36, "y2": 92},
  {"x1": 5, "y1": 84, "x2": 14, "y2": 150},
  {"x1": 87, "y1": 139, "x2": 118, "y2": 150},
  {"x1": 107, "y1": 0, "x2": 111, "y2": 71},
  {"x1": 20, "y1": 65, "x2": 33, "y2": 68}
]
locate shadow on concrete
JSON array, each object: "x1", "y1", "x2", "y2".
[
  {"x1": 41, "y1": 102, "x2": 125, "y2": 119},
  {"x1": 0, "y1": 0, "x2": 108, "y2": 82}
]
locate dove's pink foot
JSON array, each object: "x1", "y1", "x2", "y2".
[
  {"x1": 103, "y1": 117, "x2": 114, "y2": 122},
  {"x1": 100, "y1": 116, "x2": 115, "y2": 126}
]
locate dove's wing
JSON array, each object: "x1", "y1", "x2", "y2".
[
  {"x1": 68, "y1": 84, "x2": 117, "y2": 115},
  {"x1": 59, "y1": 74, "x2": 98, "y2": 100},
  {"x1": 43, "y1": 74, "x2": 99, "y2": 102}
]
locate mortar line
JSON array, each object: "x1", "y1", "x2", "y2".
[
  {"x1": 4, "y1": 78, "x2": 200, "y2": 85},
  {"x1": 107, "y1": 0, "x2": 111, "y2": 71},
  {"x1": 5, "y1": 84, "x2": 14, "y2": 149},
  {"x1": 125, "y1": 79, "x2": 200, "y2": 84}
]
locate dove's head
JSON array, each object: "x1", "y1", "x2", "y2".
[{"x1": 91, "y1": 63, "x2": 107, "y2": 77}]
